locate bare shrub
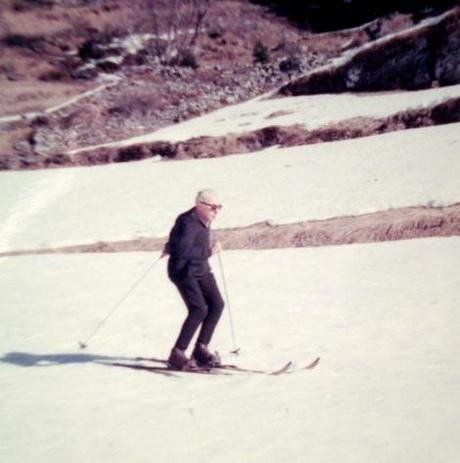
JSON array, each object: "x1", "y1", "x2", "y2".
[{"x1": 124, "y1": 0, "x2": 211, "y2": 64}]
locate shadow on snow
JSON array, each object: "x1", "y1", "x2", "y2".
[{"x1": 0, "y1": 351, "x2": 134, "y2": 367}]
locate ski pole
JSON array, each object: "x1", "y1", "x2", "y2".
[
  {"x1": 78, "y1": 255, "x2": 163, "y2": 349},
  {"x1": 217, "y1": 252, "x2": 240, "y2": 354}
]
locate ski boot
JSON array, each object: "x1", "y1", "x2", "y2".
[
  {"x1": 167, "y1": 347, "x2": 197, "y2": 371},
  {"x1": 192, "y1": 343, "x2": 220, "y2": 367}
]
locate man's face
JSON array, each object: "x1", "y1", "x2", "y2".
[{"x1": 196, "y1": 194, "x2": 223, "y2": 223}]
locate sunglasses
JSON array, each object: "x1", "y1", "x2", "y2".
[{"x1": 200, "y1": 201, "x2": 223, "y2": 212}]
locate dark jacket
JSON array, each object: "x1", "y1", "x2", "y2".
[{"x1": 166, "y1": 208, "x2": 212, "y2": 280}]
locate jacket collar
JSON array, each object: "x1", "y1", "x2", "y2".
[{"x1": 192, "y1": 207, "x2": 210, "y2": 228}]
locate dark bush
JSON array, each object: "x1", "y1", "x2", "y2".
[
  {"x1": 279, "y1": 56, "x2": 301, "y2": 73},
  {"x1": 13, "y1": 0, "x2": 54, "y2": 11},
  {"x1": 31, "y1": 115, "x2": 50, "y2": 127},
  {"x1": 39, "y1": 68, "x2": 68, "y2": 81},
  {"x1": 115, "y1": 145, "x2": 149, "y2": 163},
  {"x1": 3, "y1": 33, "x2": 48, "y2": 53},
  {"x1": 149, "y1": 142, "x2": 177, "y2": 159},
  {"x1": 97, "y1": 60, "x2": 120, "y2": 73},
  {"x1": 208, "y1": 27, "x2": 223, "y2": 39},
  {"x1": 79, "y1": 39, "x2": 106, "y2": 60},
  {"x1": 253, "y1": 40, "x2": 270, "y2": 64},
  {"x1": 107, "y1": 105, "x2": 129, "y2": 117},
  {"x1": 4, "y1": 34, "x2": 29, "y2": 47},
  {"x1": 4, "y1": 34, "x2": 34, "y2": 48},
  {"x1": 175, "y1": 48, "x2": 199, "y2": 69},
  {"x1": 22, "y1": 0, "x2": 54, "y2": 4}
]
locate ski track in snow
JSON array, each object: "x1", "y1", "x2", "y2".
[{"x1": 0, "y1": 169, "x2": 77, "y2": 253}]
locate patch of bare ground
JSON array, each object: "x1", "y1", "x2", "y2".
[
  {"x1": 0, "y1": 0, "x2": 330, "y2": 166},
  {"x1": 2, "y1": 203, "x2": 459, "y2": 257},
  {"x1": 3, "y1": 1, "x2": 452, "y2": 170},
  {"x1": 0, "y1": 78, "x2": 89, "y2": 117},
  {"x1": 16, "y1": 94, "x2": 458, "y2": 169}
]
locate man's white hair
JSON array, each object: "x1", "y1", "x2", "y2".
[{"x1": 195, "y1": 189, "x2": 219, "y2": 205}]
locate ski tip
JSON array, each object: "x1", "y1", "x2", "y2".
[
  {"x1": 306, "y1": 357, "x2": 320, "y2": 369},
  {"x1": 230, "y1": 347, "x2": 241, "y2": 355},
  {"x1": 271, "y1": 361, "x2": 293, "y2": 375}
]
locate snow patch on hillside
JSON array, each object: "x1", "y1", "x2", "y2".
[
  {"x1": 1, "y1": 123, "x2": 459, "y2": 252},
  {"x1": 1, "y1": 237, "x2": 459, "y2": 462}
]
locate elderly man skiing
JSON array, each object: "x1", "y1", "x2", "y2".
[{"x1": 164, "y1": 189, "x2": 225, "y2": 370}]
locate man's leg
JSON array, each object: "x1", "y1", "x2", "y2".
[
  {"x1": 196, "y1": 272, "x2": 225, "y2": 346},
  {"x1": 173, "y1": 277, "x2": 208, "y2": 351}
]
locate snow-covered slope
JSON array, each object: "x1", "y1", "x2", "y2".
[
  {"x1": 1, "y1": 237, "x2": 459, "y2": 462},
  {"x1": 1, "y1": 57, "x2": 459, "y2": 462},
  {"x1": 69, "y1": 83, "x2": 460, "y2": 153},
  {"x1": 1, "y1": 122, "x2": 459, "y2": 252}
]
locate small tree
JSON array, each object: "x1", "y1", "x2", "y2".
[{"x1": 126, "y1": 0, "x2": 211, "y2": 65}]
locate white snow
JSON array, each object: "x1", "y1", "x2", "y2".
[
  {"x1": 0, "y1": 122, "x2": 459, "y2": 252},
  {"x1": 112, "y1": 33, "x2": 154, "y2": 55},
  {"x1": 68, "y1": 83, "x2": 460, "y2": 152},
  {"x1": 1, "y1": 63, "x2": 459, "y2": 462},
  {"x1": 1, "y1": 238, "x2": 459, "y2": 462}
]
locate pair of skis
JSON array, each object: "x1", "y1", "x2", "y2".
[{"x1": 111, "y1": 356, "x2": 320, "y2": 376}]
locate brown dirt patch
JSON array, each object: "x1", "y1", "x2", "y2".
[
  {"x1": 2, "y1": 203, "x2": 459, "y2": 257},
  {"x1": 1, "y1": 1, "x2": 432, "y2": 169},
  {"x1": 0, "y1": 78, "x2": 89, "y2": 117},
  {"x1": 14, "y1": 94, "x2": 457, "y2": 169}
]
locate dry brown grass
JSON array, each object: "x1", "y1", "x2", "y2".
[{"x1": 2, "y1": 203, "x2": 459, "y2": 257}]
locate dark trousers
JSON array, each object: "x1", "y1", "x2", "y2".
[{"x1": 172, "y1": 272, "x2": 225, "y2": 351}]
